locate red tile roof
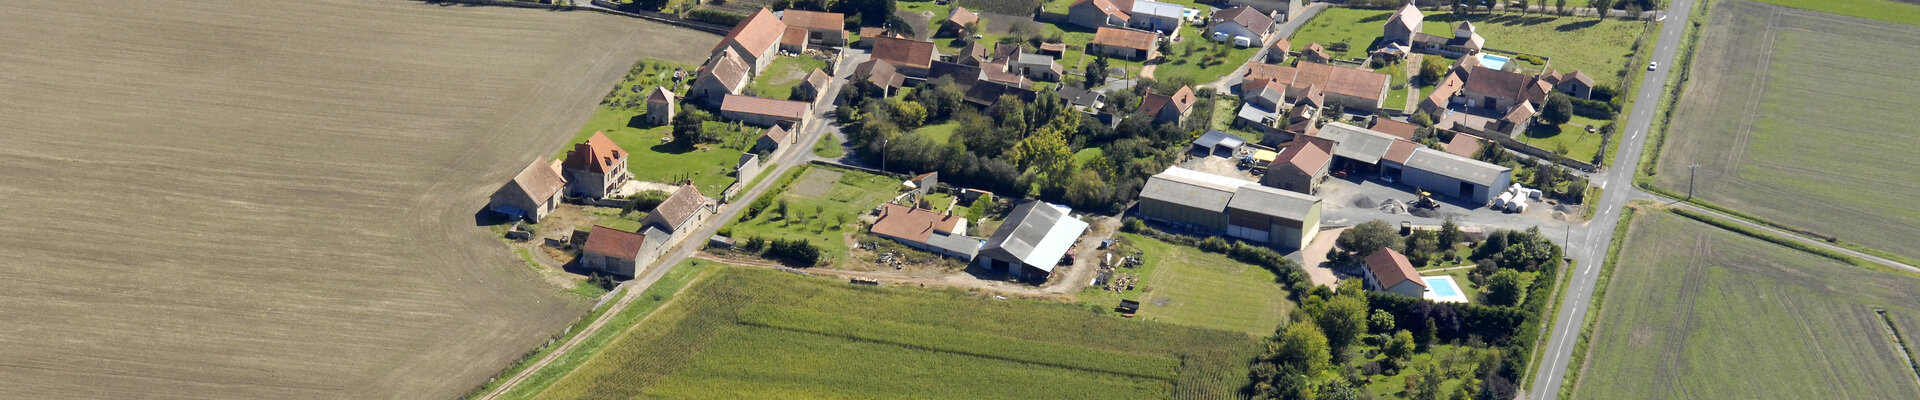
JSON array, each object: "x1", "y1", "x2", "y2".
[
  {"x1": 1093, "y1": 27, "x2": 1156, "y2": 51},
  {"x1": 781, "y1": 9, "x2": 844, "y2": 31},
  {"x1": 871, "y1": 36, "x2": 936, "y2": 70},
  {"x1": 653, "y1": 184, "x2": 707, "y2": 230},
  {"x1": 563, "y1": 131, "x2": 627, "y2": 175},
  {"x1": 1293, "y1": 62, "x2": 1386, "y2": 102},
  {"x1": 721, "y1": 94, "x2": 810, "y2": 121},
  {"x1": 1445, "y1": 133, "x2": 1483, "y2": 158},
  {"x1": 712, "y1": 8, "x2": 787, "y2": 59},
  {"x1": 700, "y1": 49, "x2": 751, "y2": 92},
  {"x1": 761, "y1": 125, "x2": 789, "y2": 143},
  {"x1": 948, "y1": 7, "x2": 978, "y2": 26},
  {"x1": 1384, "y1": 139, "x2": 1418, "y2": 164},
  {"x1": 870, "y1": 203, "x2": 963, "y2": 243},
  {"x1": 1213, "y1": 6, "x2": 1274, "y2": 37},
  {"x1": 1366, "y1": 247, "x2": 1424, "y2": 290},
  {"x1": 1371, "y1": 119, "x2": 1420, "y2": 140},
  {"x1": 583, "y1": 225, "x2": 647, "y2": 259},
  {"x1": 509, "y1": 158, "x2": 566, "y2": 204},
  {"x1": 1275, "y1": 135, "x2": 1333, "y2": 176},
  {"x1": 647, "y1": 87, "x2": 676, "y2": 104},
  {"x1": 1073, "y1": 0, "x2": 1131, "y2": 20},
  {"x1": 782, "y1": 26, "x2": 807, "y2": 47}
]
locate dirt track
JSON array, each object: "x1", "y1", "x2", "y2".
[{"x1": 0, "y1": 1, "x2": 714, "y2": 398}]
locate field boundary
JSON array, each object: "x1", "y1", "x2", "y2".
[
  {"x1": 473, "y1": 263, "x2": 714, "y2": 399},
  {"x1": 1555, "y1": 203, "x2": 1641, "y2": 400},
  {"x1": 416, "y1": 0, "x2": 733, "y2": 34},
  {"x1": 1876, "y1": 309, "x2": 1920, "y2": 390}
]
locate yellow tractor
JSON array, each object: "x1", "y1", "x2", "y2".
[{"x1": 1412, "y1": 188, "x2": 1440, "y2": 209}]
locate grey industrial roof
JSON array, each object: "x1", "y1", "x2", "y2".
[
  {"x1": 1404, "y1": 147, "x2": 1511, "y2": 187},
  {"x1": 1193, "y1": 130, "x2": 1247, "y2": 151},
  {"x1": 1314, "y1": 122, "x2": 1397, "y2": 164},
  {"x1": 1017, "y1": 53, "x2": 1053, "y2": 66},
  {"x1": 981, "y1": 201, "x2": 1089, "y2": 272},
  {"x1": 1140, "y1": 166, "x2": 1249, "y2": 212},
  {"x1": 1237, "y1": 103, "x2": 1276, "y2": 124},
  {"x1": 925, "y1": 232, "x2": 983, "y2": 259},
  {"x1": 1228, "y1": 184, "x2": 1321, "y2": 222}
]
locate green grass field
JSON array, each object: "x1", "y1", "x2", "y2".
[
  {"x1": 557, "y1": 109, "x2": 742, "y2": 197},
  {"x1": 1755, "y1": 0, "x2": 1920, "y2": 26},
  {"x1": 1652, "y1": 0, "x2": 1920, "y2": 262},
  {"x1": 1155, "y1": 24, "x2": 1262, "y2": 85},
  {"x1": 1518, "y1": 114, "x2": 1607, "y2": 162},
  {"x1": 748, "y1": 55, "x2": 827, "y2": 101},
  {"x1": 812, "y1": 134, "x2": 844, "y2": 158},
  {"x1": 492, "y1": 260, "x2": 713, "y2": 400},
  {"x1": 531, "y1": 266, "x2": 1264, "y2": 399},
  {"x1": 1078, "y1": 234, "x2": 1296, "y2": 335},
  {"x1": 1292, "y1": 8, "x2": 1644, "y2": 88},
  {"x1": 1570, "y1": 210, "x2": 1920, "y2": 399},
  {"x1": 723, "y1": 166, "x2": 902, "y2": 265}
]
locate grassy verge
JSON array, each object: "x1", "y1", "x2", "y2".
[
  {"x1": 730, "y1": 162, "x2": 778, "y2": 203},
  {"x1": 1666, "y1": 208, "x2": 1871, "y2": 268},
  {"x1": 1555, "y1": 203, "x2": 1639, "y2": 400},
  {"x1": 489, "y1": 261, "x2": 713, "y2": 399},
  {"x1": 814, "y1": 134, "x2": 844, "y2": 158}
]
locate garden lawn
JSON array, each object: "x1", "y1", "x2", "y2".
[
  {"x1": 1570, "y1": 210, "x2": 1920, "y2": 399},
  {"x1": 748, "y1": 55, "x2": 827, "y2": 101},
  {"x1": 1079, "y1": 233, "x2": 1296, "y2": 336},
  {"x1": 722, "y1": 166, "x2": 902, "y2": 266},
  {"x1": 1418, "y1": 13, "x2": 1644, "y2": 88},
  {"x1": 812, "y1": 134, "x2": 843, "y2": 158},
  {"x1": 1286, "y1": 7, "x2": 1391, "y2": 60},
  {"x1": 916, "y1": 121, "x2": 959, "y2": 144},
  {"x1": 1154, "y1": 24, "x2": 1260, "y2": 85},
  {"x1": 1518, "y1": 114, "x2": 1607, "y2": 163},
  {"x1": 1071, "y1": 147, "x2": 1104, "y2": 168},
  {"x1": 533, "y1": 266, "x2": 1263, "y2": 400},
  {"x1": 558, "y1": 109, "x2": 743, "y2": 197}
]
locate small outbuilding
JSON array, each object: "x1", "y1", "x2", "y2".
[
  {"x1": 489, "y1": 158, "x2": 568, "y2": 223},
  {"x1": 646, "y1": 87, "x2": 676, "y2": 126},
  {"x1": 580, "y1": 225, "x2": 666, "y2": 278}
]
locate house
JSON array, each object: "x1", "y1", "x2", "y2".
[
  {"x1": 692, "y1": 49, "x2": 751, "y2": 107},
  {"x1": 870, "y1": 203, "x2": 980, "y2": 260},
  {"x1": 710, "y1": 8, "x2": 787, "y2": 73},
  {"x1": 870, "y1": 36, "x2": 938, "y2": 78},
  {"x1": 1140, "y1": 85, "x2": 1196, "y2": 125},
  {"x1": 1241, "y1": 77, "x2": 1287, "y2": 110},
  {"x1": 1299, "y1": 42, "x2": 1332, "y2": 64},
  {"x1": 1067, "y1": 0, "x2": 1131, "y2": 29},
  {"x1": 779, "y1": 9, "x2": 847, "y2": 47},
  {"x1": 797, "y1": 68, "x2": 831, "y2": 101},
  {"x1": 720, "y1": 94, "x2": 811, "y2": 127},
  {"x1": 1411, "y1": 21, "x2": 1486, "y2": 57},
  {"x1": 853, "y1": 59, "x2": 907, "y2": 97},
  {"x1": 1210, "y1": 6, "x2": 1275, "y2": 45},
  {"x1": 1371, "y1": 118, "x2": 1420, "y2": 141},
  {"x1": 1382, "y1": 3, "x2": 1424, "y2": 48},
  {"x1": 980, "y1": 62, "x2": 1033, "y2": 88},
  {"x1": 1444, "y1": 132, "x2": 1483, "y2": 158},
  {"x1": 1361, "y1": 247, "x2": 1426, "y2": 298},
  {"x1": 1385, "y1": 146, "x2": 1513, "y2": 204},
  {"x1": 1236, "y1": 101, "x2": 1281, "y2": 132},
  {"x1": 1089, "y1": 27, "x2": 1158, "y2": 61},
  {"x1": 561, "y1": 131, "x2": 633, "y2": 199},
  {"x1": 963, "y1": 81, "x2": 1038, "y2": 107},
  {"x1": 1242, "y1": 62, "x2": 1392, "y2": 113},
  {"x1": 1216, "y1": 0, "x2": 1303, "y2": 22},
  {"x1": 1312, "y1": 122, "x2": 1398, "y2": 170},
  {"x1": 489, "y1": 158, "x2": 567, "y2": 223},
  {"x1": 1418, "y1": 72, "x2": 1465, "y2": 116},
  {"x1": 943, "y1": 7, "x2": 979, "y2": 37},
  {"x1": 1540, "y1": 70, "x2": 1597, "y2": 99},
  {"x1": 1057, "y1": 84, "x2": 1107, "y2": 113},
  {"x1": 1136, "y1": 166, "x2": 1322, "y2": 251},
  {"x1": 909, "y1": 171, "x2": 939, "y2": 196},
  {"x1": 753, "y1": 125, "x2": 792, "y2": 155},
  {"x1": 579, "y1": 225, "x2": 666, "y2": 278},
  {"x1": 781, "y1": 26, "x2": 808, "y2": 54},
  {"x1": 639, "y1": 184, "x2": 716, "y2": 234},
  {"x1": 1192, "y1": 130, "x2": 1246, "y2": 156},
  {"x1": 1461, "y1": 67, "x2": 1550, "y2": 115},
  {"x1": 976, "y1": 201, "x2": 1090, "y2": 281},
  {"x1": 1013, "y1": 53, "x2": 1064, "y2": 81},
  {"x1": 646, "y1": 87, "x2": 676, "y2": 126},
  {"x1": 1266, "y1": 37, "x2": 1291, "y2": 63},
  {"x1": 1262, "y1": 135, "x2": 1333, "y2": 194}
]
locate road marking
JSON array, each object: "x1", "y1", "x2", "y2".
[
  {"x1": 1606, "y1": 205, "x2": 1615, "y2": 215},
  {"x1": 1585, "y1": 262, "x2": 1595, "y2": 274},
  {"x1": 1630, "y1": 130, "x2": 1640, "y2": 139}
]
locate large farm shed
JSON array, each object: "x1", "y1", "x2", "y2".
[
  {"x1": 1225, "y1": 184, "x2": 1321, "y2": 251},
  {"x1": 978, "y1": 201, "x2": 1089, "y2": 281},
  {"x1": 1138, "y1": 166, "x2": 1323, "y2": 251},
  {"x1": 1311, "y1": 122, "x2": 1396, "y2": 170},
  {"x1": 1386, "y1": 146, "x2": 1512, "y2": 205}
]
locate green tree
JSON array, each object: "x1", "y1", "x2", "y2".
[
  {"x1": 1383, "y1": 330, "x2": 1416, "y2": 369},
  {"x1": 1420, "y1": 55, "x2": 1451, "y2": 83},
  {"x1": 1369, "y1": 309, "x2": 1397, "y2": 334},
  {"x1": 1517, "y1": 0, "x2": 1530, "y2": 14},
  {"x1": 1085, "y1": 56, "x2": 1111, "y2": 89},
  {"x1": 1410, "y1": 110, "x2": 1435, "y2": 128},
  {"x1": 1312, "y1": 295, "x2": 1370, "y2": 357},
  {"x1": 1557, "y1": 0, "x2": 1568, "y2": 14},
  {"x1": 1590, "y1": 0, "x2": 1615, "y2": 18},
  {"x1": 888, "y1": 98, "x2": 927, "y2": 129},
  {"x1": 1438, "y1": 217, "x2": 1464, "y2": 250},
  {"x1": 1419, "y1": 317, "x2": 1437, "y2": 352},
  {"x1": 1484, "y1": 269, "x2": 1536, "y2": 306},
  {"x1": 1404, "y1": 229, "x2": 1441, "y2": 267},
  {"x1": 1273, "y1": 323, "x2": 1332, "y2": 374},
  {"x1": 1542, "y1": 92, "x2": 1574, "y2": 125},
  {"x1": 1337, "y1": 220, "x2": 1403, "y2": 259},
  {"x1": 670, "y1": 108, "x2": 710, "y2": 147}
]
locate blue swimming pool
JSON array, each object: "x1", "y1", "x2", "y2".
[
  {"x1": 1425, "y1": 277, "x2": 1460, "y2": 297},
  {"x1": 1478, "y1": 54, "x2": 1511, "y2": 70}
]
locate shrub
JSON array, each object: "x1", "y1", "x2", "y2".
[
  {"x1": 686, "y1": 8, "x2": 747, "y2": 25},
  {"x1": 1198, "y1": 236, "x2": 1230, "y2": 253}
]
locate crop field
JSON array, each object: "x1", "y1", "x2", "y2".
[
  {"x1": 1652, "y1": 0, "x2": 1920, "y2": 262},
  {"x1": 532, "y1": 266, "x2": 1263, "y2": 399},
  {"x1": 0, "y1": 0, "x2": 717, "y2": 397},
  {"x1": 1570, "y1": 211, "x2": 1920, "y2": 399},
  {"x1": 1078, "y1": 234, "x2": 1295, "y2": 335},
  {"x1": 724, "y1": 166, "x2": 903, "y2": 265},
  {"x1": 1754, "y1": 0, "x2": 1920, "y2": 26}
]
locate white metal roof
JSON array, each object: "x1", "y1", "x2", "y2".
[{"x1": 1132, "y1": 0, "x2": 1185, "y2": 18}]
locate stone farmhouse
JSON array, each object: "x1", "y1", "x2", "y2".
[
  {"x1": 579, "y1": 224, "x2": 667, "y2": 278},
  {"x1": 490, "y1": 158, "x2": 567, "y2": 223},
  {"x1": 1140, "y1": 85, "x2": 1197, "y2": 125},
  {"x1": 1209, "y1": 6, "x2": 1276, "y2": 45},
  {"x1": 720, "y1": 94, "x2": 811, "y2": 128},
  {"x1": 779, "y1": 9, "x2": 847, "y2": 47},
  {"x1": 1088, "y1": 26, "x2": 1160, "y2": 61},
  {"x1": 640, "y1": 184, "x2": 717, "y2": 235},
  {"x1": 870, "y1": 203, "x2": 981, "y2": 261},
  {"x1": 561, "y1": 131, "x2": 632, "y2": 200},
  {"x1": 1241, "y1": 61, "x2": 1391, "y2": 113}
]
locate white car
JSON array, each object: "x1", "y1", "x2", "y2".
[{"x1": 1648, "y1": 61, "x2": 1659, "y2": 71}]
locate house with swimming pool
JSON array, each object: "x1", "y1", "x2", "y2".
[{"x1": 1360, "y1": 247, "x2": 1426, "y2": 298}]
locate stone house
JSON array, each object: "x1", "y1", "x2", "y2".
[
  {"x1": 579, "y1": 225, "x2": 666, "y2": 278},
  {"x1": 489, "y1": 158, "x2": 567, "y2": 223},
  {"x1": 561, "y1": 131, "x2": 632, "y2": 199}
]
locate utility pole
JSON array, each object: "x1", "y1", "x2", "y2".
[{"x1": 1687, "y1": 164, "x2": 1699, "y2": 200}]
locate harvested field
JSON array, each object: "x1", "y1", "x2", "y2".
[
  {"x1": 532, "y1": 266, "x2": 1262, "y2": 399},
  {"x1": 1652, "y1": 0, "x2": 1920, "y2": 261},
  {"x1": 0, "y1": 0, "x2": 715, "y2": 398},
  {"x1": 1571, "y1": 210, "x2": 1920, "y2": 399}
]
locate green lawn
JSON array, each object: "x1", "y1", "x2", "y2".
[
  {"x1": 493, "y1": 260, "x2": 713, "y2": 400},
  {"x1": 915, "y1": 121, "x2": 959, "y2": 144},
  {"x1": 1652, "y1": 0, "x2": 1920, "y2": 262},
  {"x1": 748, "y1": 55, "x2": 827, "y2": 101},
  {"x1": 1077, "y1": 233, "x2": 1296, "y2": 335},
  {"x1": 533, "y1": 266, "x2": 1263, "y2": 399},
  {"x1": 1418, "y1": 13, "x2": 1643, "y2": 88},
  {"x1": 812, "y1": 134, "x2": 843, "y2": 158},
  {"x1": 939, "y1": 23, "x2": 1146, "y2": 82},
  {"x1": 1071, "y1": 147, "x2": 1104, "y2": 168},
  {"x1": 556, "y1": 109, "x2": 743, "y2": 197},
  {"x1": 1755, "y1": 0, "x2": 1920, "y2": 26},
  {"x1": 723, "y1": 166, "x2": 902, "y2": 266},
  {"x1": 1287, "y1": 7, "x2": 1389, "y2": 60},
  {"x1": 1378, "y1": 59, "x2": 1412, "y2": 111},
  {"x1": 1353, "y1": 344, "x2": 1489, "y2": 399},
  {"x1": 1153, "y1": 24, "x2": 1261, "y2": 85},
  {"x1": 1569, "y1": 210, "x2": 1920, "y2": 399},
  {"x1": 1518, "y1": 114, "x2": 1607, "y2": 163}
]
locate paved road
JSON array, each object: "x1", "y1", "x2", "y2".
[
  {"x1": 478, "y1": 48, "x2": 860, "y2": 400},
  {"x1": 1526, "y1": 1, "x2": 1693, "y2": 397},
  {"x1": 1207, "y1": 3, "x2": 1325, "y2": 94}
]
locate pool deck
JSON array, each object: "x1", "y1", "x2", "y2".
[{"x1": 1421, "y1": 275, "x2": 1471, "y2": 303}]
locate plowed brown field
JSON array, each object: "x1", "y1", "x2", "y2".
[{"x1": 0, "y1": 0, "x2": 714, "y2": 398}]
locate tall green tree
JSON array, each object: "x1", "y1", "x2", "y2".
[
  {"x1": 1085, "y1": 56, "x2": 1111, "y2": 89},
  {"x1": 1542, "y1": 92, "x2": 1574, "y2": 125},
  {"x1": 1272, "y1": 323, "x2": 1332, "y2": 374},
  {"x1": 1336, "y1": 220, "x2": 1403, "y2": 258},
  {"x1": 1484, "y1": 269, "x2": 1536, "y2": 307},
  {"x1": 1312, "y1": 295, "x2": 1370, "y2": 358},
  {"x1": 1383, "y1": 330, "x2": 1416, "y2": 369},
  {"x1": 1590, "y1": 0, "x2": 1615, "y2": 18}
]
